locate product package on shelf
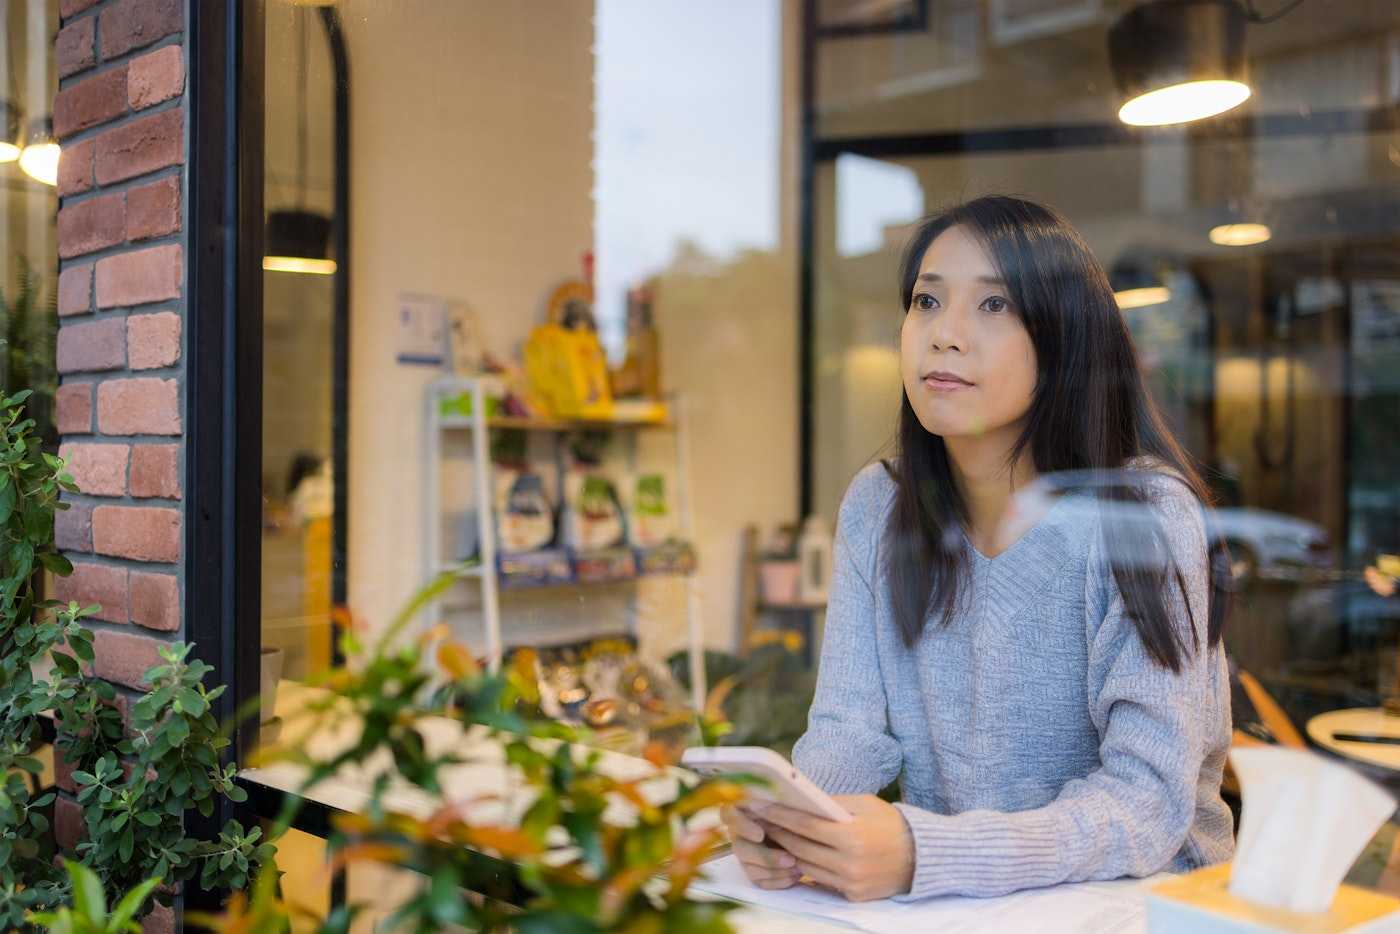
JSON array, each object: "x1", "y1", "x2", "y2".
[
  {"x1": 571, "y1": 545, "x2": 638, "y2": 583},
  {"x1": 627, "y1": 472, "x2": 673, "y2": 548},
  {"x1": 497, "y1": 549, "x2": 573, "y2": 589},
  {"x1": 494, "y1": 467, "x2": 555, "y2": 555},
  {"x1": 635, "y1": 540, "x2": 697, "y2": 577},
  {"x1": 560, "y1": 431, "x2": 626, "y2": 547}
]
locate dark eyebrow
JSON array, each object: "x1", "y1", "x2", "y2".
[{"x1": 917, "y1": 273, "x2": 1007, "y2": 286}]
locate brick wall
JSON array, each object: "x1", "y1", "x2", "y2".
[{"x1": 51, "y1": 3, "x2": 187, "y2": 928}]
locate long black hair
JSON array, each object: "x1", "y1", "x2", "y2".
[{"x1": 887, "y1": 195, "x2": 1228, "y2": 671}]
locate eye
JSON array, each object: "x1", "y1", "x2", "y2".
[
  {"x1": 981, "y1": 295, "x2": 1011, "y2": 314},
  {"x1": 912, "y1": 293, "x2": 938, "y2": 311}
]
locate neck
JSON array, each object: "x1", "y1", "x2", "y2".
[{"x1": 944, "y1": 427, "x2": 1038, "y2": 555}]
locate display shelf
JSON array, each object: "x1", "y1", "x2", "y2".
[
  {"x1": 439, "y1": 413, "x2": 674, "y2": 431},
  {"x1": 423, "y1": 376, "x2": 708, "y2": 710}
]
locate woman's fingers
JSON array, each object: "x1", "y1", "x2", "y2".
[
  {"x1": 733, "y1": 837, "x2": 795, "y2": 873},
  {"x1": 794, "y1": 860, "x2": 855, "y2": 899},
  {"x1": 721, "y1": 804, "x2": 766, "y2": 844},
  {"x1": 760, "y1": 823, "x2": 844, "y2": 876}
]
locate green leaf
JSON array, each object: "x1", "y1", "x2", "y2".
[
  {"x1": 109, "y1": 876, "x2": 161, "y2": 930},
  {"x1": 65, "y1": 858, "x2": 107, "y2": 924},
  {"x1": 39, "y1": 551, "x2": 74, "y2": 576},
  {"x1": 516, "y1": 911, "x2": 600, "y2": 934},
  {"x1": 175, "y1": 687, "x2": 206, "y2": 717},
  {"x1": 0, "y1": 477, "x2": 15, "y2": 525}
]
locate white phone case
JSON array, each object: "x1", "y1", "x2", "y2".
[{"x1": 681, "y1": 746, "x2": 853, "y2": 823}]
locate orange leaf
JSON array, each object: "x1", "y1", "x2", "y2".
[
  {"x1": 458, "y1": 825, "x2": 544, "y2": 859},
  {"x1": 326, "y1": 842, "x2": 408, "y2": 876},
  {"x1": 600, "y1": 865, "x2": 653, "y2": 922},
  {"x1": 438, "y1": 640, "x2": 480, "y2": 680},
  {"x1": 673, "y1": 781, "x2": 746, "y2": 817},
  {"x1": 642, "y1": 740, "x2": 676, "y2": 768},
  {"x1": 331, "y1": 812, "x2": 379, "y2": 835}
]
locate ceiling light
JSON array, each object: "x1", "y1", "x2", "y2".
[
  {"x1": 18, "y1": 117, "x2": 59, "y2": 186},
  {"x1": 1209, "y1": 222, "x2": 1271, "y2": 246},
  {"x1": 1109, "y1": 0, "x2": 1251, "y2": 127}
]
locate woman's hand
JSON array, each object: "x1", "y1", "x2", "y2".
[
  {"x1": 720, "y1": 804, "x2": 801, "y2": 890},
  {"x1": 754, "y1": 795, "x2": 915, "y2": 902}
]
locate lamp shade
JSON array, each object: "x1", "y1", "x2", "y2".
[
  {"x1": 1109, "y1": 0, "x2": 1251, "y2": 126},
  {"x1": 264, "y1": 208, "x2": 336, "y2": 275},
  {"x1": 18, "y1": 116, "x2": 59, "y2": 186},
  {"x1": 1110, "y1": 255, "x2": 1171, "y2": 309}
]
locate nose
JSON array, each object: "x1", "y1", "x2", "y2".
[{"x1": 928, "y1": 302, "x2": 969, "y2": 354}]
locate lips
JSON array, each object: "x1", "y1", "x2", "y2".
[{"x1": 922, "y1": 369, "x2": 973, "y2": 390}]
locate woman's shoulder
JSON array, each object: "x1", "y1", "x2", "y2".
[
  {"x1": 837, "y1": 459, "x2": 900, "y2": 537},
  {"x1": 1122, "y1": 455, "x2": 1204, "y2": 512}
]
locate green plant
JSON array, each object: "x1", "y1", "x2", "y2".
[
  {"x1": 71, "y1": 642, "x2": 274, "y2": 900},
  {"x1": 0, "y1": 258, "x2": 59, "y2": 451},
  {"x1": 28, "y1": 860, "x2": 160, "y2": 934},
  {"x1": 0, "y1": 389, "x2": 85, "y2": 927},
  {"x1": 249, "y1": 577, "x2": 756, "y2": 933}
]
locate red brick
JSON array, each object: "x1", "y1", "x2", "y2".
[
  {"x1": 141, "y1": 901, "x2": 174, "y2": 934},
  {"x1": 92, "y1": 505, "x2": 180, "y2": 563},
  {"x1": 55, "y1": 795, "x2": 84, "y2": 851},
  {"x1": 60, "y1": 442, "x2": 130, "y2": 497},
  {"x1": 95, "y1": 243, "x2": 181, "y2": 308},
  {"x1": 57, "y1": 318, "x2": 126, "y2": 374},
  {"x1": 125, "y1": 176, "x2": 179, "y2": 241},
  {"x1": 92, "y1": 629, "x2": 167, "y2": 690},
  {"x1": 51, "y1": 560, "x2": 128, "y2": 623},
  {"x1": 56, "y1": 384, "x2": 93, "y2": 435},
  {"x1": 58, "y1": 263, "x2": 93, "y2": 317},
  {"x1": 57, "y1": 138, "x2": 95, "y2": 197},
  {"x1": 130, "y1": 572, "x2": 178, "y2": 632},
  {"x1": 55, "y1": 500, "x2": 94, "y2": 552},
  {"x1": 129, "y1": 443, "x2": 179, "y2": 499},
  {"x1": 53, "y1": 66, "x2": 127, "y2": 140},
  {"x1": 61, "y1": 0, "x2": 100, "y2": 17},
  {"x1": 127, "y1": 312, "x2": 180, "y2": 370},
  {"x1": 100, "y1": 0, "x2": 183, "y2": 60},
  {"x1": 53, "y1": 746, "x2": 79, "y2": 794},
  {"x1": 94, "y1": 109, "x2": 182, "y2": 185},
  {"x1": 96, "y1": 377, "x2": 180, "y2": 435},
  {"x1": 58, "y1": 191, "x2": 126, "y2": 259},
  {"x1": 128, "y1": 46, "x2": 184, "y2": 109},
  {"x1": 57, "y1": 17, "x2": 96, "y2": 79}
]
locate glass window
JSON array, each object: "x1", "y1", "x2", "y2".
[
  {"x1": 249, "y1": 0, "x2": 1400, "y2": 920},
  {"x1": 2, "y1": 0, "x2": 60, "y2": 448}
]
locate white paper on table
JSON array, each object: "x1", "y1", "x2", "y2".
[{"x1": 691, "y1": 854, "x2": 1168, "y2": 934}]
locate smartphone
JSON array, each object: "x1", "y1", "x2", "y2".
[{"x1": 681, "y1": 746, "x2": 853, "y2": 823}]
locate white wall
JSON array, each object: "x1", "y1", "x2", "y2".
[{"x1": 339, "y1": 0, "x2": 596, "y2": 634}]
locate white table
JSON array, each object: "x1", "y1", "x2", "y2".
[{"x1": 1307, "y1": 707, "x2": 1400, "y2": 772}]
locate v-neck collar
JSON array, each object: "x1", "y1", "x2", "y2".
[{"x1": 958, "y1": 493, "x2": 1081, "y2": 621}]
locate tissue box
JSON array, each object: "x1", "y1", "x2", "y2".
[{"x1": 1147, "y1": 864, "x2": 1400, "y2": 934}]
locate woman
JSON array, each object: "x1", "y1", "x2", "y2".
[{"x1": 723, "y1": 195, "x2": 1234, "y2": 902}]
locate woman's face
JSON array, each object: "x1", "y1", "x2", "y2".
[{"x1": 900, "y1": 224, "x2": 1038, "y2": 440}]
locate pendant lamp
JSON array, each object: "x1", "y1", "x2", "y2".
[
  {"x1": 265, "y1": 6, "x2": 335, "y2": 275},
  {"x1": 1109, "y1": 0, "x2": 1251, "y2": 127}
]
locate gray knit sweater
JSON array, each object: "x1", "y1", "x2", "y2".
[{"x1": 791, "y1": 461, "x2": 1234, "y2": 901}]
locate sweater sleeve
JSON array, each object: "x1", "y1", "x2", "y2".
[
  {"x1": 791, "y1": 468, "x2": 903, "y2": 796},
  {"x1": 891, "y1": 479, "x2": 1218, "y2": 900}
]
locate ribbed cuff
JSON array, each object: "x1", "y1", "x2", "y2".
[{"x1": 891, "y1": 803, "x2": 1068, "y2": 901}]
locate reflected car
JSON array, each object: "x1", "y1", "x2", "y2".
[{"x1": 1009, "y1": 470, "x2": 1331, "y2": 582}]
